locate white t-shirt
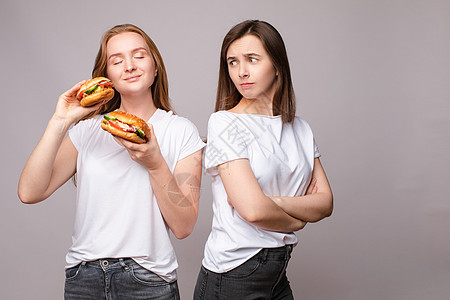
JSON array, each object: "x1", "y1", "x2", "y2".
[
  {"x1": 67, "y1": 109, "x2": 205, "y2": 282},
  {"x1": 202, "y1": 111, "x2": 320, "y2": 273}
]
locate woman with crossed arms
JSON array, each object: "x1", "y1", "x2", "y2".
[{"x1": 194, "y1": 20, "x2": 333, "y2": 299}]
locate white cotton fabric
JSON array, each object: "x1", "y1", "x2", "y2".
[
  {"x1": 67, "y1": 109, "x2": 205, "y2": 282},
  {"x1": 202, "y1": 111, "x2": 320, "y2": 273}
]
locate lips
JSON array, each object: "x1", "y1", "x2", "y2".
[
  {"x1": 124, "y1": 75, "x2": 141, "y2": 82},
  {"x1": 240, "y1": 82, "x2": 253, "y2": 88}
]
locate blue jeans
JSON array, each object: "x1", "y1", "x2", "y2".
[
  {"x1": 194, "y1": 245, "x2": 294, "y2": 300},
  {"x1": 64, "y1": 258, "x2": 180, "y2": 300}
]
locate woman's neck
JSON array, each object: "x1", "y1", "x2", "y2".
[
  {"x1": 119, "y1": 90, "x2": 157, "y2": 121},
  {"x1": 229, "y1": 97, "x2": 273, "y2": 116}
]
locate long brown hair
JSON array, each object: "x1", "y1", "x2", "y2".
[
  {"x1": 84, "y1": 24, "x2": 172, "y2": 119},
  {"x1": 216, "y1": 20, "x2": 295, "y2": 123}
]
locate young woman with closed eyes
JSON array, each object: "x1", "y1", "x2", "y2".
[{"x1": 18, "y1": 24, "x2": 205, "y2": 299}]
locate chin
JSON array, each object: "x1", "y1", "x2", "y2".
[
  {"x1": 118, "y1": 82, "x2": 149, "y2": 93},
  {"x1": 240, "y1": 93, "x2": 258, "y2": 100}
]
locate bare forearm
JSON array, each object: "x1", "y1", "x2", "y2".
[
  {"x1": 271, "y1": 192, "x2": 333, "y2": 223},
  {"x1": 147, "y1": 163, "x2": 200, "y2": 239},
  {"x1": 18, "y1": 117, "x2": 71, "y2": 203},
  {"x1": 232, "y1": 195, "x2": 306, "y2": 233},
  {"x1": 248, "y1": 199, "x2": 307, "y2": 232}
]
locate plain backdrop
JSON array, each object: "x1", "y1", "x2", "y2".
[{"x1": 1, "y1": 0, "x2": 449, "y2": 299}]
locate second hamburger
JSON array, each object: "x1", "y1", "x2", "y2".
[{"x1": 101, "y1": 111, "x2": 151, "y2": 144}]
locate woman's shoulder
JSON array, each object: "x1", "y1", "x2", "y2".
[
  {"x1": 209, "y1": 110, "x2": 232, "y2": 119},
  {"x1": 157, "y1": 109, "x2": 200, "y2": 132},
  {"x1": 207, "y1": 110, "x2": 240, "y2": 128},
  {"x1": 73, "y1": 114, "x2": 103, "y2": 130},
  {"x1": 293, "y1": 115, "x2": 309, "y2": 125},
  {"x1": 292, "y1": 115, "x2": 315, "y2": 134},
  {"x1": 69, "y1": 114, "x2": 104, "y2": 147},
  {"x1": 208, "y1": 110, "x2": 250, "y2": 123}
]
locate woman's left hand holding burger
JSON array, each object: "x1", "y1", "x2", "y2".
[
  {"x1": 113, "y1": 124, "x2": 165, "y2": 170},
  {"x1": 114, "y1": 124, "x2": 201, "y2": 239}
]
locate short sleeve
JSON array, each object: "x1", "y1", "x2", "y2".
[
  {"x1": 313, "y1": 138, "x2": 321, "y2": 158},
  {"x1": 68, "y1": 124, "x2": 81, "y2": 151},
  {"x1": 204, "y1": 112, "x2": 249, "y2": 173},
  {"x1": 68, "y1": 117, "x2": 99, "y2": 151},
  {"x1": 176, "y1": 117, "x2": 206, "y2": 161}
]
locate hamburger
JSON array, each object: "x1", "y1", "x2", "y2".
[
  {"x1": 77, "y1": 77, "x2": 114, "y2": 106},
  {"x1": 101, "y1": 111, "x2": 151, "y2": 144}
]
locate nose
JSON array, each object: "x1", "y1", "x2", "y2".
[
  {"x1": 124, "y1": 58, "x2": 136, "y2": 72},
  {"x1": 239, "y1": 63, "x2": 249, "y2": 78}
]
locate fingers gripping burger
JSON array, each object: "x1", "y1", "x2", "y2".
[
  {"x1": 101, "y1": 111, "x2": 151, "y2": 144},
  {"x1": 77, "y1": 77, "x2": 115, "y2": 106}
]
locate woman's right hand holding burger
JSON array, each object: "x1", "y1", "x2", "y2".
[
  {"x1": 18, "y1": 80, "x2": 106, "y2": 204},
  {"x1": 53, "y1": 80, "x2": 101, "y2": 126},
  {"x1": 19, "y1": 80, "x2": 97, "y2": 204}
]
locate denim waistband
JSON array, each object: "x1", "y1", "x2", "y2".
[
  {"x1": 83, "y1": 258, "x2": 135, "y2": 269},
  {"x1": 256, "y1": 245, "x2": 293, "y2": 261}
]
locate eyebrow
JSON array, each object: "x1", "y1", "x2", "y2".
[
  {"x1": 227, "y1": 52, "x2": 262, "y2": 61},
  {"x1": 108, "y1": 47, "x2": 149, "y2": 60}
]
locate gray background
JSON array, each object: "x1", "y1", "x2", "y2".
[{"x1": 1, "y1": 0, "x2": 449, "y2": 299}]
